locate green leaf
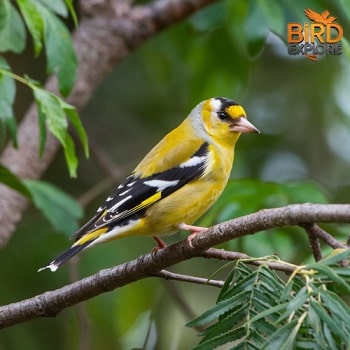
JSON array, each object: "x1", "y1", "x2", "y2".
[
  {"x1": 309, "y1": 297, "x2": 349, "y2": 345},
  {"x1": 308, "y1": 263, "x2": 350, "y2": 294},
  {"x1": 0, "y1": 58, "x2": 16, "y2": 128},
  {"x1": 263, "y1": 319, "x2": 298, "y2": 350},
  {"x1": 35, "y1": 2, "x2": 77, "y2": 96},
  {"x1": 322, "y1": 322, "x2": 340, "y2": 349},
  {"x1": 189, "y1": 1, "x2": 226, "y2": 32},
  {"x1": 37, "y1": 100, "x2": 47, "y2": 156},
  {"x1": 64, "y1": 0, "x2": 78, "y2": 26},
  {"x1": 0, "y1": 164, "x2": 32, "y2": 198},
  {"x1": 33, "y1": 87, "x2": 79, "y2": 177},
  {"x1": 0, "y1": 0, "x2": 10, "y2": 32},
  {"x1": 226, "y1": 0, "x2": 249, "y2": 54},
  {"x1": 317, "y1": 248, "x2": 350, "y2": 266},
  {"x1": 190, "y1": 263, "x2": 289, "y2": 348},
  {"x1": 306, "y1": 304, "x2": 327, "y2": 348},
  {"x1": 33, "y1": 88, "x2": 68, "y2": 144},
  {"x1": 0, "y1": 2, "x2": 26, "y2": 53},
  {"x1": 257, "y1": 0, "x2": 284, "y2": 37},
  {"x1": 187, "y1": 295, "x2": 238, "y2": 328},
  {"x1": 0, "y1": 57, "x2": 17, "y2": 146},
  {"x1": 276, "y1": 286, "x2": 309, "y2": 322},
  {"x1": 2, "y1": 116, "x2": 17, "y2": 147},
  {"x1": 244, "y1": 2, "x2": 268, "y2": 58},
  {"x1": 61, "y1": 133, "x2": 78, "y2": 178},
  {"x1": 338, "y1": 0, "x2": 350, "y2": 21},
  {"x1": 37, "y1": 0, "x2": 68, "y2": 17},
  {"x1": 193, "y1": 328, "x2": 245, "y2": 350},
  {"x1": 319, "y1": 290, "x2": 350, "y2": 328},
  {"x1": 60, "y1": 100, "x2": 89, "y2": 157},
  {"x1": 17, "y1": 0, "x2": 44, "y2": 56},
  {"x1": 24, "y1": 179, "x2": 83, "y2": 235}
]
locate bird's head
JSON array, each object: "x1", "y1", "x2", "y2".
[{"x1": 191, "y1": 97, "x2": 260, "y2": 148}]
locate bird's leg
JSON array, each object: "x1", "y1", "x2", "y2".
[
  {"x1": 178, "y1": 223, "x2": 208, "y2": 247},
  {"x1": 151, "y1": 236, "x2": 167, "y2": 259},
  {"x1": 153, "y1": 236, "x2": 167, "y2": 249}
]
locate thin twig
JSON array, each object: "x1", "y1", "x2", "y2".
[
  {"x1": 300, "y1": 223, "x2": 323, "y2": 261},
  {"x1": 302, "y1": 223, "x2": 347, "y2": 249},
  {"x1": 202, "y1": 248, "x2": 298, "y2": 274},
  {"x1": 154, "y1": 269, "x2": 224, "y2": 288}
]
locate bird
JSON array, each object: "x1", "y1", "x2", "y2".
[
  {"x1": 304, "y1": 8, "x2": 337, "y2": 25},
  {"x1": 39, "y1": 97, "x2": 259, "y2": 272}
]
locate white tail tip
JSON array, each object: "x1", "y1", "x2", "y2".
[{"x1": 38, "y1": 263, "x2": 59, "y2": 272}]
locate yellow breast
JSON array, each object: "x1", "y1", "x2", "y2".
[{"x1": 143, "y1": 143, "x2": 235, "y2": 235}]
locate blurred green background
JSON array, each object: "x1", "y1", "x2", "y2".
[{"x1": 1, "y1": 0, "x2": 350, "y2": 349}]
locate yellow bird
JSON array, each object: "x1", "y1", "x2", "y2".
[{"x1": 39, "y1": 97, "x2": 259, "y2": 272}]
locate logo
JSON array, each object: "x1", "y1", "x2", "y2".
[{"x1": 287, "y1": 9, "x2": 343, "y2": 62}]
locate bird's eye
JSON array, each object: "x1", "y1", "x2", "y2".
[{"x1": 218, "y1": 112, "x2": 228, "y2": 121}]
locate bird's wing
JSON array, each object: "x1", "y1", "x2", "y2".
[
  {"x1": 72, "y1": 142, "x2": 209, "y2": 241},
  {"x1": 304, "y1": 8, "x2": 323, "y2": 22}
]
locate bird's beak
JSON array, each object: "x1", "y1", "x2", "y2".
[{"x1": 230, "y1": 117, "x2": 260, "y2": 134}]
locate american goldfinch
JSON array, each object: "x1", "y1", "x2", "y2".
[{"x1": 39, "y1": 97, "x2": 259, "y2": 272}]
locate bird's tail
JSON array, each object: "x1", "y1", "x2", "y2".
[{"x1": 38, "y1": 241, "x2": 92, "y2": 272}]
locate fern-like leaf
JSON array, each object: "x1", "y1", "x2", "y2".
[{"x1": 188, "y1": 251, "x2": 350, "y2": 349}]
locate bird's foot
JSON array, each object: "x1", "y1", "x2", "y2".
[
  {"x1": 151, "y1": 236, "x2": 167, "y2": 258},
  {"x1": 178, "y1": 223, "x2": 208, "y2": 247}
]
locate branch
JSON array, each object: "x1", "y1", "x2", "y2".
[
  {"x1": 202, "y1": 248, "x2": 298, "y2": 274},
  {"x1": 0, "y1": 203, "x2": 349, "y2": 329},
  {"x1": 301, "y1": 223, "x2": 323, "y2": 261},
  {"x1": 301, "y1": 222, "x2": 347, "y2": 249},
  {"x1": 154, "y1": 269, "x2": 224, "y2": 287},
  {"x1": 0, "y1": 0, "x2": 217, "y2": 247}
]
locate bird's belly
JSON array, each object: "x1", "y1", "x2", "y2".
[{"x1": 144, "y1": 178, "x2": 226, "y2": 235}]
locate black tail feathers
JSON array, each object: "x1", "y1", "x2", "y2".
[{"x1": 38, "y1": 241, "x2": 91, "y2": 272}]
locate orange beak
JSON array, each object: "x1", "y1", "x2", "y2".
[{"x1": 230, "y1": 117, "x2": 260, "y2": 134}]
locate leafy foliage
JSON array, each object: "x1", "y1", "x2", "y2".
[
  {"x1": 0, "y1": 0, "x2": 85, "y2": 176},
  {"x1": 0, "y1": 164, "x2": 83, "y2": 234},
  {"x1": 0, "y1": 164, "x2": 31, "y2": 198},
  {"x1": 33, "y1": 85, "x2": 89, "y2": 177},
  {"x1": 0, "y1": 0, "x2": 25, "y2": 53},
  {"x1": 188, "y1": 250, "x2": 350, "y2": 349},
  {"x1": 0, "y1": 0, "x2": 76, "y2": 93},
  {"x1": 0, "y1": 57, "x2": 16, "y2": 147}
]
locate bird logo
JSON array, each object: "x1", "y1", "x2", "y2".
[
  {"x1": 303, "y1": 9, "x2": 339, "y2": 61},
  {"x1": 304, "y1": 9, "x2": 337, "y2": 26},
  {"x1": 287, "y1": 8, "x2": 343, "y2": 62}
]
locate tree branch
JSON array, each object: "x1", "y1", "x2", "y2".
[
  {"x1": 154, "y1": 270, "x2": 224, "y2": 287},
  {"x1": 202, "y1": 248, "x2": 298, "y2": 274},
  {"x1": 0, "y1": 0, "x2": 217, "y2": 247},
  {"x1": 0, "y1": 203, "x2": 349, "y2": 329},
  {"x1": 301, "y1": 222, "x2": 348, "y2": 249},
  {"x1": 301, "y1": 223, "x2": 324, "y2": 261}
]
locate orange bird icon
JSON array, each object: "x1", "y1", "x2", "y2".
[{"x1": 304, "y1": 9, "x2": 337, "y2": 25}]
